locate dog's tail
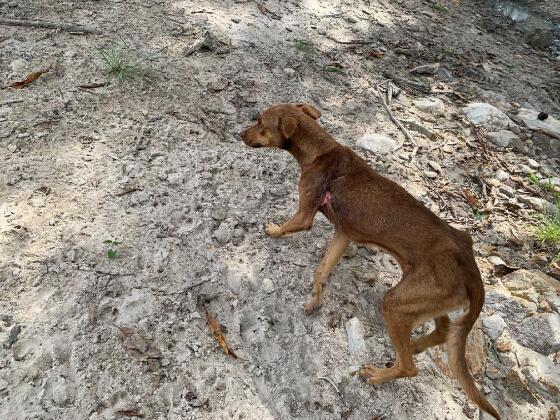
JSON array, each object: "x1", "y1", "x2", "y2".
[{"x1": 447, "y1": 276, "x2": 501, "y2": 420}]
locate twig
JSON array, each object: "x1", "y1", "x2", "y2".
[
  {"x1": 0, "y1": 99, "x2": 24, "y2": 106},
  {"x1": 375, "y1": 85, "x2": 415, "y2": 145},
  {"x1": 115, "y1": 187, "x2": 141, "y2": 197},
  {"x1": 0, "y1": 18, "x2": 102, "y2": 34},
  {"x1": 318, "y1": 376, "x2": 342, "y2": 396},
  {"x1": 77, "y1": 82, "x2": 108, "y2": 89},
  {"x1": 327, "y1": 36, "x2": 376, "y2": 45}
]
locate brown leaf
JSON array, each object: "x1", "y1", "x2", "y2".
[
  {"x1": 116, "y1": 409, "x2": 144, "y2": 417},
  {"x1": 367, "y1": 50, "x2": 385, "y2": 58},
  {"x1": 10, "y1": 66, "x2": 51, "y2": 89},
  {"x1": 117, "y1": 326, "x2": 162, "y2": 361},
  {"x1": 462, "y1": 188, "x2": 480, "y2": 208},
  {"x1": 205, "y1": 310, "x2": 238, "y2": 358}
]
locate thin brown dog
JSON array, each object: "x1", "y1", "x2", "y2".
[{"x1": 242, "y1": 103, "x2": 500, "y2": 419}]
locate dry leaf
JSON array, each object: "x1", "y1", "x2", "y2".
[
  {"x1": 116, "y1": 409, "x2": 144, "y2": 417},
  {"x1": 205, "y1": 310, "x2": 238, "y2": 358},
  {"x1": 462, "y1": 188, "x2": 480, "y2": 208},
  {"x1": 117, "y1": 326, "x2": 162, "y2": 361},
  {"x1": 10, "y1": 65, "x2": 51, "y2": 89}
]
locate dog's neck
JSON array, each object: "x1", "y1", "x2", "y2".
[{"x1": 283, "y1": 119, "x2": 338, "y2": 166}]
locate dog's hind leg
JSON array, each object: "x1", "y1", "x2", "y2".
[
  {"x1": 304, "y1": 230, "x2": 349, "y2": 314},
  {"x1": 411, "y1": 315, "x2": 451, "y2": 354}
]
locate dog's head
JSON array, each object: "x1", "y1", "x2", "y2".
[{"x1": 242, "y1": 103, "x2": 321, "y2": 148}]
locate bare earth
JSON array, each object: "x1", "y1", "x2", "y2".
[{"x1": 1, "y1": 0, "x2": 560, "y2": 419}]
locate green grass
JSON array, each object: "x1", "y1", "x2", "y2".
[
  {"x1": 527, "y1": 172, "x2": 539, "y2": 185},
  {"x1": 104, "y1": 239, "x2": 122, "y2": 259},
  {"x1": 294, "y1": 39, "x2": 314, "y2": 52},
  {"x1": 431, "y1": 3, "x2": 448, "y2": 13},
  {"x1": 97, "y1": 41, "x2": 141, "y2": 83},
  {"x1": 538, "y1": 218, "x2": 560, "y2": 245},
  {"x1": 324, "y1": 64, "x2": 342, "y2": 73}
]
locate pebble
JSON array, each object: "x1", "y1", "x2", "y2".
[
  {"x1": 424, "y1": 170, "x2": 438, "y2": 179},
  {"x1": 345, "y1": 317, "x2": 367, "y2": 359},
  {"x1": 413, "y1": 97, "x2": 444, "y2": 115},
  {"x1": 283, "y1": 68, "x2": 296, "y2": 77},
  {"x1": 495, "y1": 169, "x2": 509, "y2": 181},
  {"x1": 356, "y1": 134, "x2": 398, "y2": 154},
  {"x1": 7, "y1": 143, "x2": 17, "y2": 153},
  {"x1": 463, "y1": 103, "x2": 514, "y2": 130},
  {"x1": 486, "y1": 130, "x2": 519, "y2": 147},
  {"x1": 481, "y1": 313, "x2": 507, "y2": 341},
  {"x1": 262, "y1": 278, "x2": 275, "y2": 294}
]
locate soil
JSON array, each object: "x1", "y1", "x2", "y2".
[{"x1": 1, "y1": 0, "x2": 560, "y2": 419}]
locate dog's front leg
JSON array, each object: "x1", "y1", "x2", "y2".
[
  {"x1": 304, "y1": 230, "x2": 349, "y2": 313},
  {"x1": 265, "y1": 209, "x2": 315, "y2": 238}
]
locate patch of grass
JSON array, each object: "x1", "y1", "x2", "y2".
[
  {"x1": 431, "y1": 3, "x2": 448, "y2": 14},
  {"x1": 294, "y1": 39, "x2": 314, "y2": 52},
  {"x1": 538, "y1": 218, "x2": 560, "y2": 245},
  {"x1": 96, "y1": 41, "x2": 141, "y2": 83},
  {"x1": 104, "y1": 239, "x2": 122, "y2": 259},
  {"x1": 543, "y1": 177, "x2": 555, "y2": 192},
  {"x1": 527, "y1": 172, "x2": 539, "y2": 185},
  {"x1": 324, "y1": 64, "x2": 342, "y2": 73},
  {"x1": 473, "y1": 209, "x2": 488, "y2": 221}
]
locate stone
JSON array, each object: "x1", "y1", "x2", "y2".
[
  {"x1": 226, "y1": 269, "x2": 242, "y2": 295},
  {"x1": 502, "y1": 269, "x2": 560, "y2": 294},
  {"x1": 544, "y1": 292, "x2": 560, "y2": 312},
  {"x1": 486, "y1": 130, "x2": 519, "y2": 147},
  {"x1": 495, "y1": 334, "x2": 513, "y2": 353},
  {"x1": 262, "y1": 278, "x2": 275, "y2": 294},
  {"x1": 345, "y1": 317, "x2": 367, "y2": 361},
  {"x1": 7, "y1": 143, "x2": 17, "y2": 153},
  {"x1": 517, "y1": 346, "x2": 560, "y2": 399},
  {"x1": 427, "y1": 161, "x2": 442, "y2": 173},
  {"x1": 518, "y1": 196, "x2": 559, "y2": 216},
  {"x1": 481, "y1": 313, "x2": 507, "y2": 341},
  {"x1": 283, "y1": 68, "x2": 296, "y2": 77},
  {"x1": 518, "y1": 108, "x2": 560, "y2": 140},
  {"x1": 424, "y1": 170, "x2": 438, "y2": 179},
  {"x1": 463, "y1": 103, "x2": 514, "y2": 130},
  {"x1": 410, "y1": 62, "x2": 440, "y2": 75},
  {"x1": 401, "y1": 119, "x2": 436, "y2": 140},
  {"x1": 413, "y1": 97, "x2": 444, "y2": 115},
  {"x1": 495, "y1": 169, "x2": 509, "y2": 181},
  {"x1": 356, "y1": 134, "x2": 398, "y2": 154},
  {"x1": 527, "y1": 159, "x2": 539, "y2": 169},
  {"x1": 214, "y1": 222, "x2": 232, "y2": 244}
]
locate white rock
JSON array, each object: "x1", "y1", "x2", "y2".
[
  {"x1": 486, "y1": 130, "x2": 519, "y2": 147},
  {"x1": 526, "y1": 159, "x2": 539, "y2": 169},
  {"x1": 481, "y1": 313, "x2": 507, "y2": 340},
  {"x1": 518, "y1": 108, "x2": 560, "y2": 140},
  {"x1": 262, "y1": 278, "x2": 275, "y2": 294},
  {"x1": 424, "y1": 170, "x2": 438, "y2": 179},
  {"x1": 356, "y1": 134, "x2": 398, "y2": 154},
  {"x1": 413, "y1": 97, "x2": 444, "y2": 115},
  {"x1": 495, "y1": 169, "x2": 509, "y2": 181},
  {"x1": 283, "y1": 68, "x2": 296, "y2": 77},
  {"x1": 7, "y1": 143, "x2": 17, "y2": 153},
  {"x1": 345, "y1": 317, "x2": 367, "y2": 360},
  {"x1": 539, "y1": 177, "x2": 560, "y2": 188},
  {"x1": 463, "y1": 103, "x2": 514, "y2": 130}
]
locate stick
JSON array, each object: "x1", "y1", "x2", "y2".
[
  {"x1": 318, "y1": 376, "x2": 341, "y2": 396},
  {"x1": 328, "y1": 36, "x2": 376, "y2": 45},
  {"x1": 0, "y1": 18, "x2": 102, "y2": 34},
  {"x1": 375, "y1": 85, "x2": 415, "y2": 145},
  {"x1": 115, "y1": 187, "x2": 141, "y2": 197}
]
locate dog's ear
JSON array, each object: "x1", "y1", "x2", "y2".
[
  {"x1": 279, "y1": 116, "x2": 298, "y2": 139},
  {"x1": 296, "y1": 103, "x2": 321, "y2": 120}
]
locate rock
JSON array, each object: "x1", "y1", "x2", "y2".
[
  {"x1": 7, "y1": 143, "x2": 18, "y2": 153},
  {"x1": 463, "y1": 103, "x2": 514, "y2": 130},
  {"x1": 517, "y1": 346, "x2": 560, "y2": 399},
  {"x1": 214, "y1": 222, "x2": 232, "y2": 244},
  {"x1": 527, "y1": 29, "x2": 554, "y2": 49},
  {"x1": 226, "y1": 269, "x2": 242, "y2": 295},
  {"x1": 424, "y1": 170, "x2": 438, "y2": 179},
  {"x1": 356, "y1": 134, "x2": 398, "y2": 154},
  {"x1": 495, "y1": 334, "x2": 513, "y2": 353},
  {"x1": 435, "y1": 66, "x2": 453, "y2": 82},
  {"x1": 518, "y1": 108, "x2": 560, "y2": 140},
  {"x1": 495, "y1": 169, "x2": 509, "y2": 181},
  {"x1": 401, "y1": 119, "x2": 436, "y2": 140},
  {"x1": 544, "y1": 292, "x2": 560, "y2": 312},
  {"x1": 4, "y1": 324, "x2": 21, "y2": 349},
  {"x1": 413, "y1": 97, "x2": 444, "y2": 115},
  {"x1": 518, "y1": 196, "x2": 559, "y2": 216},
  {"x1": 283, "y1": 68, "x2": 296, "y2": 77},
  {"x1": 502, "y1": 270, "x2": 560, "y2": 295},
  {"x1": 345, "y1": 317, "x2": 367, "y2": 361},
  {"x1": 526, "y1": 159, "x2": 539, "y2": 169},
  {"x1": 486, "y1": 130, "x2": 519, "y2": 147},
  {"x1": 427, "y1": 161, "x2": 442, "y2": 173},
  {"x1": 481, "y1": 313, "x2": 507, "y2": 341},
  {"x1": 501, "y1": 370, "x2": 540, "y2": 405},
  {"x1": 410, "y1": 63, "x2": 440, "y2": 75},
  {"x1": 262, "y1": 278, "x2": 275, "y2": 294}
]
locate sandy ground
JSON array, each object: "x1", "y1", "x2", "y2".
[{"x1": 1, "y1": 0, "x2": 560, "y2": 419}]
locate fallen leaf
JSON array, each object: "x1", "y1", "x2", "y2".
[
  {"x1": 10, "y1": 65, "x2": 51, "y2": 89},
  {"x1": 116, "y1": 409, "x2": 144, "y2": 418},
  {"x1": 367, "y1": 50, "x2": 385, "y2": 58},
  {"x1": 205, "y1": 310, "x2": 238, "y2": 358},
  {"x1": 462, "y1": 188, "x2": 480, "y2": 208},
  {"x1": 117, "y1": 326, "x2": 162, "y2": 361}
]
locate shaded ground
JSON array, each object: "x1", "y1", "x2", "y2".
[{"x1": 1, "y1": 0, "x2": 560, "y2": 419}]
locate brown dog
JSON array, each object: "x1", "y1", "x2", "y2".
[{"x1": 242, "y1": 103, "x2": 500, "y2": 419}]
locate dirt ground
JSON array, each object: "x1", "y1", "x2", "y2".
[{"x1": 1, "y1": 0, "x2": 560, "y2": 419}]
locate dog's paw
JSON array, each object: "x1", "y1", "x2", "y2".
[
  {"x1": 304, "y1": 297, "x2": 322, "y2": 314},
  {"x1": 265, "y1": 222, "x2": 283, "y2": 238}
]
